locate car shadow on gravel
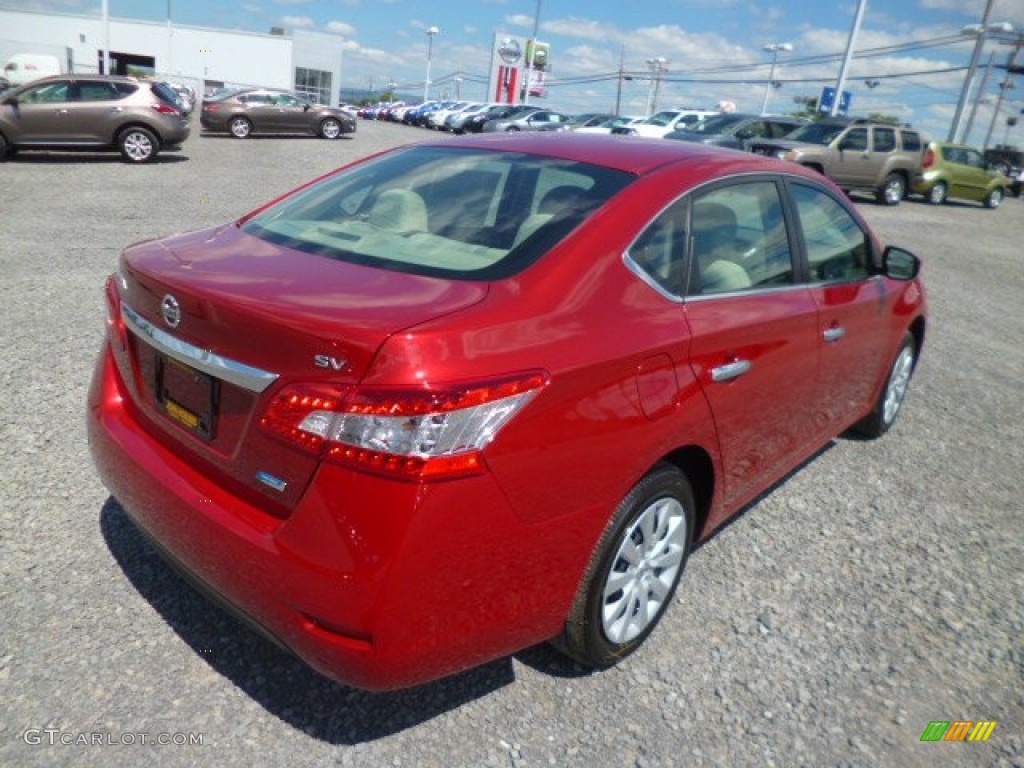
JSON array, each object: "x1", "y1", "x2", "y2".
[
  {"x1": 199, "y1": 133, "x2": 355, "y2": 140},
  {"x1": 99, "y1": 497, "x2": 514, "y2": 743},
  {"x1": 8, "y1": 152, "x2": 190, "y2": 164}
]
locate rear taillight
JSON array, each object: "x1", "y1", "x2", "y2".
[
  {"x1": 152, "y1": 103, "x2": 180, "y2": 115},
  {"x1": 203, "y1": 103, "x2": 219, "y2": 112},
  {"x1": 922, "y1": 148, "x2": 935, "y2": 169},
  {"x1": 260, "y1": 372, "x2": 547, "y2": 480}
]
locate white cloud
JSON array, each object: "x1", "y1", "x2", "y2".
[
  {"x1": 280, "y1": 14, "x2": 314, "y2": 28},
  {"x1": 272, "y1": 0, "x2": 312, "y2": 6},
  {"x1": 326, "y1": 20, "x2": 357, "y2": 36}
]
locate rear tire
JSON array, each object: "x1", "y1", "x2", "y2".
[
  {"x1": 557, "y1": 464, "x2": 695, "y2": 668},
  {"x1": 118, "y1": 126, "x2": 159, "y2": 163},
  {"x1": 229, "y1": 116, "x2": 252, "y2": 139}
]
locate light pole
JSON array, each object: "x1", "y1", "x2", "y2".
[
  {"x1": 948, "y1": 0, "x2": 999, "y2": 141},
  {"x1": 831, "y1": 0, "x2": 868, "y2": 116},
  {"x1": 645, "y1": 56, "x2": 667, "y2": 116},
  {"x1": 760, "y1": 43, "x2": 792, "y2": 115},
  {"x1": 423, "y1": 26, "x2": 439, "y2": 103},
  {"x1": 523, "y1": 0, "x2": 543, "y2": 105},
  {"x1": 954, "y1": 21, "x2": 1015, "y2": 142}
]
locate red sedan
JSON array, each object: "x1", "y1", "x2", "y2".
[{"x1": 88, "y1": 134, "x2": 926, "y2": 690}]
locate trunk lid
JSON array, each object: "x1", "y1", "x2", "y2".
[{"x1": 112, "y1": 224, "x2": 488, "y2": 514}]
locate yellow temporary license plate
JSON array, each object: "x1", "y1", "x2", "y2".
[{"x1": 156, "y1": 353, "x2": 217, "y2": 439}]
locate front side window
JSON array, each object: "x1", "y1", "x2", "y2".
[
  {"x1": 19, "y1": 81, "x2": 70, "y2": 104},
  {"x1": 791, "y1": 184, "x2": 870, "y2": 282},
  {"x1": 840, "y1": 128, "x2": 868, "y2": 152},
  {"x1": 241, "y1": 146, "x2": 633, "y2": 280}
]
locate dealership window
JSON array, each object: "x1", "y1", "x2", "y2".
[{"x1": 295, "y1": 68, "x2": 332, "y2": 106}]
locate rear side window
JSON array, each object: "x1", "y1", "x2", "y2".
[
  {"x1": 901, "y1": 131, "x2": 922, "y2": 152},
  {"x1": 76, "y1": 82, "x2": 121, "y2": 101},
  {"x1": 873, "y1": 128, "x2": 896, "y2": 152},
  {"x1": 791, "y1": 184, "x2": 870, "y2": 282},
  {"x1": 688, "y1": 182, "x2": 793, "y2": 295},
  {"x1": 242, "y1": 146, "x2": 634, "y2": 280}
]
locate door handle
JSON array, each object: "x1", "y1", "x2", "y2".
[
  {"x1": 110, "y1": 106, "x2": 124, "y2": 113},
  {"x1": 823, "y1": 326, "x2": 846, "y2": 343},
  {"x1": 711, "y1": 359, "x2": 752, "y2": 382},
  {"x1": 56, "y1": 109, "x2": 69, "y2": 115}
]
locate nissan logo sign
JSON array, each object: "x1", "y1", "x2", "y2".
[
  {"x1": 498, "y1": 37, "x2": 522, "y2": 65},
  {"x1": 161, "y1": 294, "x2": 181, "y2": 328}
]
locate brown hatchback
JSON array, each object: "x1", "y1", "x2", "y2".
[
  {"x1": 0, "y1": 75, "x2": 190, "y2": 163},
  {"x1": 199, "y1": 88, "x2": 356, "y2": 140}
]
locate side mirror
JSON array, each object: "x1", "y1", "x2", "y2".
[
  {"x1": 882, "y1": 245, "x2": 920, "y2": 280},
  {"x1": 2, "y1": 95, "x2": 17, "y2": 107}
]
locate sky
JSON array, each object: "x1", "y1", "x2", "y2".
[{"x1": 5, "y1": 0, "x2": 1024, "y2": 145}]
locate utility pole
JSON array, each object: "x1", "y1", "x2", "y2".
[{"x1": 831, "y1": 0, "x2": 868, "y2": 116}]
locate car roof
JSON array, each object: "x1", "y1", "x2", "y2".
[{"x1": 421, "y1": 132, "x2": 810, "y2": 178}]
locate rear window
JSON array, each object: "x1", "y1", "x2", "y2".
[{"x1": 241, "y1": 146, "x2": 634, "y2": 280}]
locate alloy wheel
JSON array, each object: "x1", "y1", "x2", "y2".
[{"x1": 601, "y1": 496, "x2": 688, "y2": 644}]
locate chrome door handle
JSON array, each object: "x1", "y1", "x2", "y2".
[
  {"x1": 56, "y1": 109, "x2": 69, "y2": 115},
  {"x1": 711, "y1": 359, "x2": 752, "y2": 382},
  {"x1": 823, "y1": 326, "x2": 846, "y2": 343},
  {"x1": 110, "y1": 106, "x2": 123, "y2": 113}
]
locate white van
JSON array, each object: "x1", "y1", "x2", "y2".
[{"x1": 3, "y1": 54, "x2": 63, "y2": 86}]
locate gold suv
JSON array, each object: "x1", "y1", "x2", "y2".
[{"x1": 0, "y1": 75, "x2": 190, "y2": 163}]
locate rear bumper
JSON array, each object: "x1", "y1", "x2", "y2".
[{"x1": 87, "y1": 345, "x2": 577, "y2": 690}]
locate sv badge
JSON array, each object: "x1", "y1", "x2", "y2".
[{"x1": 313, "y1": 354, "x2": 347, "y2": 371}]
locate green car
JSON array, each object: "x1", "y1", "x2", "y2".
[{"x1": 914, "y1": 142, "x2": 1009, "y2": 208}]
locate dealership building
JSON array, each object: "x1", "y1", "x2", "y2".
[{"x1": 0, "y1": 9, "x2": 344, "y2": 106}]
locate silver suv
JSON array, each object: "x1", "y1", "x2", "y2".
[
  {"x1": 0, "y1": 75, "x2": 190, "y2": 163},
  {"x1": 750, "y1": 117, "x2": 924, "y2": 205}
]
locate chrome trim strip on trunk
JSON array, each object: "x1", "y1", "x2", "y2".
[{"x1": 121, "y1": 303, "x2": 279, "y2": 393}]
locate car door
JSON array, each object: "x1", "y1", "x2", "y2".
[
  {"x1": 682, "y1": 179, "x2": 822, "y2": 508},
  {"x1": 788, "y1": 181, "x2": 889, "y2": 432},
  {"x1": 4, "y1": 79, "x2": 74, "y2": 143},
  {"x1": 240, "y1": 92, "x2": 276, "y2": 131},
  {"x1": 958, "y1": 147, "x2": 992, "y2": 201},
  {"x1": 828, "y1": 127, "x2": 874, "y2": 186},
  {"x1": 271, "y1": 93, "x2": 312, "y2": 133},
  {"x1": 66, "y1": 79, "x2": 127, "y2": 144}
]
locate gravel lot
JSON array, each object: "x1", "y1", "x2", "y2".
[{"x1": 1, "y1": 120, "x2": 1021, "y2": 768}]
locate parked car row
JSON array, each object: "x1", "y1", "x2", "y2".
[
  {"x1": 199, "y1": 87, "x2": 357, "y2": 140},
  {"x1": 0, "y1": 74, "x2": 360, "y2": 162},
  {"x1": 0, "y1": 73, "x2": 1014, "y2": 211}
]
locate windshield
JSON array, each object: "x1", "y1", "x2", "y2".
[
  {"x1": 690, "y1": 114, "x2": 746, "y2": 134},
  {"x1": 644, "y1": 111, "x2": 679, "y2": 127},
  {"x1": 241, "y1": 146, "x2": 634, "y2": 280},
  {"x1": 787, "y1": 122, "x2": 849, "y2": 145}
]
